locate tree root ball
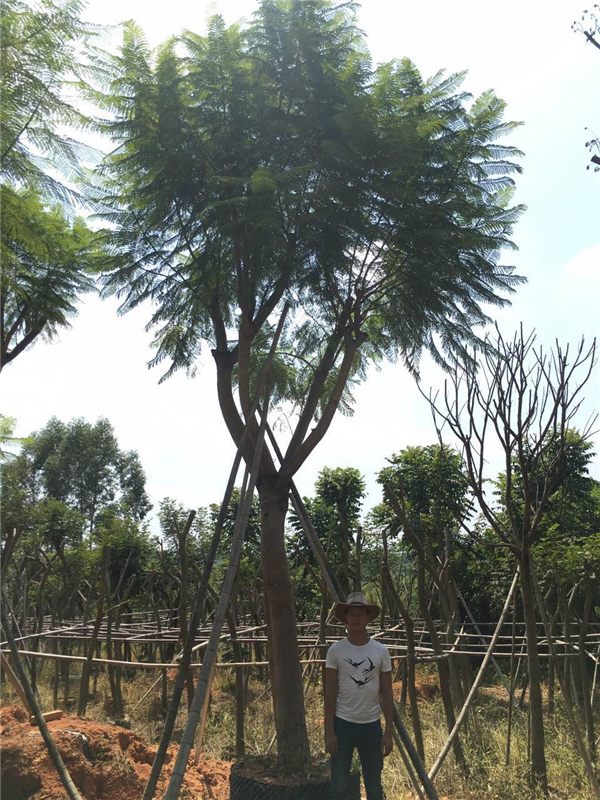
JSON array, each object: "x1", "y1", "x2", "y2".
[{"x1": 230, "y1": 756, "x2": 360, "y2": 800}]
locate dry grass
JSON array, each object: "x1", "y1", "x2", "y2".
[{"x1": 1, "y1": 660, "x2": 596, "y2": 799}]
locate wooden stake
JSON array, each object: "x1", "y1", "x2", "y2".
[
  {"x1": 1, "y1": 597, "x2": 83, "y2": 800},
  {"x1": 428, "y1": 571, "x2": 519, "y2": 782},
  {"x1": 1, "y1": 652, "x2": 33, "y2": 714},
  {"x1": 531, "y1": 564, "x2": 600, "y2": 798},
  {"x1": 165, "y1": 388, "x2": 270, "y2": 798},
  {"x1": 505, "y1": 576, "x2": 518, "y2": 766},
  {"x1": 77, "y1": 546, "x2": 110, "y2": 717}
]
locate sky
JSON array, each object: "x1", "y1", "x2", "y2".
[{"x1": 3, "y1": 0, "x2": 599, "y2": 534}]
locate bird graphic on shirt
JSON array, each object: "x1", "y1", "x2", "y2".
[
  {"x1": 344, "y1": 657, "x2": 365, "y2": 669},
  {"x1": 362, "y1": 657, "x2": 375, "y2": 676},
  {"x1": 349, "y1": 674, "x2": 373, "y2": 688}
]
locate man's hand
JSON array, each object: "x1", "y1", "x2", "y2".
[
  {"x1": 325, "y1": 729, "x2": 338, "y2": 756},
  {"x1": 382, "y1": 730, "x2": 393, "y2": 757}
]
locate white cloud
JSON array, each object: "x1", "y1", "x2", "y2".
[{"x1": 563, "y1": 243, "x2": 600, "y2": 282}]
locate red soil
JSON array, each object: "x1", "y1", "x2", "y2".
[
  {"x1": 392, "y1": 674, "x2": 440, "y2": 704},
  {"x1": 0, "y1": 705, "x2": 230, "y2": 799}
]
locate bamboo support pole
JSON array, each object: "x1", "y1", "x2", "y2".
[
  {"x1": 1, "y1": 597, "x2": 83, "y2": 800},
  {"x1": 20, "y1": 621, "x2": 600, "y2": 650},
  {"x1": 190, "y1": 472, "x2": 255, "y2": 764},
  {"x1": 393, "y1": 707, "x2": 439, "y2": 800},
  {"x1": 454, "y1": 579, "x2": 515, "y2": 703},
  {"x1": 164, "y1": 372, "x2": 273, "y2": 799},
  {"x1": 1, "y1": 651, "x2": 33, "y2": 714},
  {"x1": 531, "y1": 564, "x2": 600, "y2": 798},
  {"x1": 505, "y1": 576, "x2": 518, "y2": 766},
  {"x1": 0, "y1": 647, "x2": 416, "y2": 670},
  {"x1": 77, "y1": 546, "x2": 110, "y2": 717},
  {"x1": 428, "y1": 571, "x2": 519, "y2": 782},
  {"x1": 591, "y1": 644, "x2": 599, "y2": 705},
  {"x1": 393, "y1": 727, "x2": 426, "y2": 800}
]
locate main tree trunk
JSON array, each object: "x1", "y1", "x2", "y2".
[
  {"x1": 259, "y1": 478, "x2": 311, "y2": 773},
  {"x1": 520, "y1": 547, "x2": 548, "y2": 796}
]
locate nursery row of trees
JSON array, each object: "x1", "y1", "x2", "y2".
[
  {"x1": 2, "y1": 331, "x2": 600, "y2": 790},
  {"x1": 4, "y1": 412, "x2": 598, "y2": 629}
]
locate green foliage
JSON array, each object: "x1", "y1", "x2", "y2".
[
  {"x1": 157, "y1": 497, "x2": 206, "y2": 569},
  {"x1": 454, "y1": 431, "x2": 600, "y2": 616},
  {"x1": 1, "y1": 416, "x2": 152, "y2": 539},
  {"x1": 377, "y1": 444, "x2": 473, "y2": 549},
  {"x1": 1, "y1": 415, "x2": 154, "y2": 619},
  {"x1": 0, "y1": 0, "x2": 96, "y2": 201},
  {"x1": 91, "y1": 0, "x2": 524, "y2": 399},
  {"x1": 205, "y1": 489, "x2": 262, "y2": 597},
  {"x1": 287, "y1": 465, "x2": 366, "y2": 610},
  {"x1": 155, "y1": 490, "x2": 263, "y2": 612},
  {"x1": 313, "y1": 467, "x2": 366, "y2": 522},
  {"x1": 526, "y1": 431, "x2": 600, "y2": 593},
  {"x1": 31, "y1": 496, "x2": 88, "y2": 551},
  {"x1": 451, "y1": 519, "x2": 515, "y2": 620},
  {"x1": 0, "y1": 1, "x2": 111, "y2": 368},
  {"x1": 0, "y1": 186, "x2": 106, "y2": 367},
  {"x1": 0, "y1": 414, "x2": 32, "y2": 461},
  {"x1": 499, "y1": 429, "x2": 599, "y2": 540},
  {"x1": 95, "y1": 507, "x2": 154, "y2": 591}
]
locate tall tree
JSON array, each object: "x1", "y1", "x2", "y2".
[
  {"x1": 90, "y1": 1, "x2": 525, "y2": 771},
  {"x1": 427, "y1": 328, "x2": 597, "y2": 795},
  {"x1": 378, "y1": 444, "x2": 474, "y2": 768},
  {"x1": 0, "y1": 0, "x2": 108, "y2": 369},
  {"x1": 5, "y1": 416, "x2": 152, "y2": 535},
  {"x1": 313, "y1": 466, "x2": 365, "y2": 594},
  {"x1": 0, "y1": 0, "x2": 93, "y2": 199}
]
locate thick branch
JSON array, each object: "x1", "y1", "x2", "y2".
[
  {"x1": 1, "y1": 318, "x2": 46, "y2": 370},
  {"x1": 282, "y1": 328, "x2": 345, "y2": 466},
  {"x1": 280, "y1": 331, "x2": 363, "y2": 483}
]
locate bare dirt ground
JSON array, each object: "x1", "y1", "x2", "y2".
[
  {"x1": 0, "y1": 704, "x2": 231, "y2": 800},
  {"x1": 392, "y1": 674, "x2": 441, "y2": 704}
]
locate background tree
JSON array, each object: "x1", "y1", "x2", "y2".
[
  {"x1": 290, "y1": 466, "x2": 365, "y2": 598},
  {"x1": 377, "y1": 444, "x2": 474, "y2": 769},
  {"x1": 427, "y1": 327, "x2": 597, "y2": 796},
  {"x1": 502, "y1": 429, "x2": 600, "y2": 758},
  {"x1": 314, "y1": 466, "x2": 365, "y2": 595},
  {"x1": 89, "y1": 0, "x2": 525, "y2": 772},
  {"x1": 1, "y1": 416, "x2": 151, "y2": 542},
  {"x1": 0, "y1": 187, "x2": 107, "y2": 369},
  {"x1": 0, "y1": 414, "x2": 31, "y2": 461},
  {"x1": 0, "y1": 0, "x2": 109, "y2": 369},
  {"x1": 1, "y1": 414, "x2": 155, "y2": 705}
]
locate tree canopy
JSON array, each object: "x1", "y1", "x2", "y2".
[
  {"x1": 2, "y1": 416, "x2": 152, "y2": 541},
  {"x1": 0, "y1": 0, "x2": 108, "y2": 369},
  {"x1": 0, "y1": 186, "x2": 107, "y2": 369},
  {"x1": 0, "y1": 0, "x2": 93, "y2": 201},
  {"x1": 92, "y1": 0, "x2": 526, "y2": 439}
]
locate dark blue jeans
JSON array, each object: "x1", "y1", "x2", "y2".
[{"x1": 330, "y1": 715, "x2": 385, "y2": 800}]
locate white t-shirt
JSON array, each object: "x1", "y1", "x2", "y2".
[{"x1": 325, "y1": 637, "x2": 392, "y2": 724}]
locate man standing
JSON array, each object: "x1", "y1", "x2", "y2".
[{"x1": 325, "y1": 591, "x2": 394, "y2": 800}]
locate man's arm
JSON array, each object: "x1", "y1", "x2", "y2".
[
  {"x1": 380, "y1": 669, "x2": 394, "y2": 756},
  {"x1": 324, "y1": 667, "x2": 338, "y2": 755}
]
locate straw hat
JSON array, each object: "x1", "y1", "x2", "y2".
[{"x1": 334, "y1": 591, "x2": 380, "y2": 623}]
